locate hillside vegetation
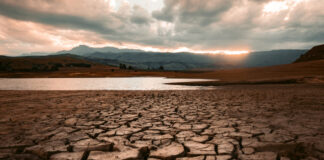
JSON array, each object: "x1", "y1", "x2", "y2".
[{"x1": 295, "y1": 44, "x2": 324, "y2": 63}]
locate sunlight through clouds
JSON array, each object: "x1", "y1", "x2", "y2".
[
  {"x1": 263, "y1": 0, "x2": 306, "y2": 21},
  {"x1": 263, "y1": 0, "x2": 305, "y2": 13},
  {"x1": 0, "y1": 0, "x2": 322, "y2": 55},
  {"x1": 263, "y1": 1, "x2": 289, "y2": 13}
]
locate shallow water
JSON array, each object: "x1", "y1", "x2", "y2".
[{"x1": 0, "y1": 77, "x2": 215, "y2": 90}]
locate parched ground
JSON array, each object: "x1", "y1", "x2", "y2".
[{"x1": 0, "y1": 84, "x2": 323, "y2": 160}]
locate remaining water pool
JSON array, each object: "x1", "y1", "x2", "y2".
[{"x1": 0, "y1": 77, "x2": 215, "y2": 90}]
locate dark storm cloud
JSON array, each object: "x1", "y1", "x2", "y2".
[
  {"x1": 152, "y1": 0, "x2": 233, "y2": 26},
  {"x1": 151, "y1": 0, "x2": 324, "y2": 50},
  {"x1": 152, "y1": 10, "x2": 174, "y2": 22},
  {"x1": 130, "y1": 6, "x2": 152, "y2": 25},
  {"x1": 0, "y1": 0, "x2": 323, "y2": 55},
  {"x1": 0, "y1": 1, "x2": 115, "y2": 34}
]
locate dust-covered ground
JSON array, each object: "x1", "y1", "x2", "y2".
[{"x1": 0, "y1": 84, "x2": 323, "y2": 160}]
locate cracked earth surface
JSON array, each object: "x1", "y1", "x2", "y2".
[{"x1": 0, "y1": 84, "x2": 323, "y2": 160}]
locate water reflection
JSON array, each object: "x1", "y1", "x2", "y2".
[{"x1": 0, "y1": 77, "x2": 215, "y2": 90}]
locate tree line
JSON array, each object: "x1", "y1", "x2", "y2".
[
  {"x1": 119, "y1": 63, "x2": 164, "y2": 70},
  {"x1": 0, "y1": 62, "x2": 91, "y2": 72}
]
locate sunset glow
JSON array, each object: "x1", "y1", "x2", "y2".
[
  {"x1": 155, "y1": 47, "x2": 249, "y2": 55},
  {"x1": 263, "y1": 1, "x2": 289, "y2": 13},
  {"x1": 263, "y1": 0, "x2": 305, "y2": 14},
  {"x1": 81, "y1": 43, "x2": 250, "y2": 55}
]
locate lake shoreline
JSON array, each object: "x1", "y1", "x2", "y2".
[
  {"x1": 168, "y1": 76, "x2": 324, "y2": 86},
  {"x1": 1, "y1": 60, "x2": 323, "y2": 87},
  {"x1": 0, "y1": 77, "x2": 215, "y2": 90}
]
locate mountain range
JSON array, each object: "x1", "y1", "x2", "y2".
[{"x1": 21, "y1": 45, "x2": 307, "y2": 70}]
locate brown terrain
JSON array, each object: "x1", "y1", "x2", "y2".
[
  {"x1": 2, "y1": 57, "x2": 323, "y2": 86},
  {"x1": 0, "y1": 85, "x2": 324, "y2": 160},
  {"x1": 170, "y1": 60, "x2": 324, "y2": 86},
  {"x1": 0, "y1": 58, "x2": 324, "y2": 86},
  {"x1": 294, "y1": 44, "x2": 324, "y2": 63}
]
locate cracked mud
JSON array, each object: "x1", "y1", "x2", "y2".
[{"x1": 0, "y1": 85, "x2": 323, "y2": 160}]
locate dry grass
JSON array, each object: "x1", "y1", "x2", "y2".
[{"x1": 1, "y1": 57, "x2": 324, "y2": 86}]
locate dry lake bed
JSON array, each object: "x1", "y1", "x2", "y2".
[{"x1": 0, "y1": 84, "x2": 323, "y2": 160}]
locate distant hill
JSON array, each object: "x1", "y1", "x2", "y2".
[
  {"x1": 56, "y1": 45, "x2": 143, "y2": 56},
  {"x1": 295, "y1": 44, "x2": 324, "y2": 63},
  {"x1": 82, "y1": 49, "x2": 306, "y2": 70},
  {"x1": 84, "y1": 51, "x2": 217, "y2": 70},
  {"x1": 1, "y1": 45, "x2": 323, "y2": 79},
  {"x1": 0, "y1": 54, "x2": 101, "y2": 72},
  {"x1": 21, "y1": 45, "x2": 307, "y2": 70}
]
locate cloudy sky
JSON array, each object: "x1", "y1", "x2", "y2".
[{"x1": 0, "y1": 0, "x2": 323, "y2": 55}]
